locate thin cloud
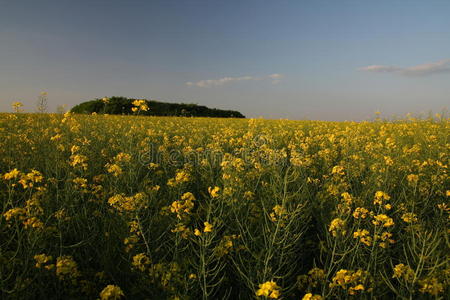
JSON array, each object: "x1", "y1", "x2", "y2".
[
  {"x1": 268, "y1": 73, "x2": 284, "y2": 84},
  {"x1": 186, "y1": 73, "x2": 283, "y2": 87},
  {"x1": 359, "y1": 59, "x2": 450, "y2": 76}
]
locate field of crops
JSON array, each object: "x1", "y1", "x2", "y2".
[{"x1": 0, "y1": 112, "x2": 448, "y2": 299}]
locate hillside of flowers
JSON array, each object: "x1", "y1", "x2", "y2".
[{"x1": 0, "y1": 109, "x2": 449, "y2": 299}]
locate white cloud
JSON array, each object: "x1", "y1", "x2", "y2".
[
  {"x1": 268, "y1": 73, "x2": 284, "y2": 84},
  {"x1": 359, "y1": 59, "x2": 450, "y2": 76},
  {"x1": 186, "y1": 73, "x2": 283, "y2": 87}
]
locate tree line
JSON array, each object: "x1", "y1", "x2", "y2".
[{"x1": 70, "y1": 97, "x2": 245, "y2": 118}]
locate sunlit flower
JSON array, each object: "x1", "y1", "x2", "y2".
[
  {"x1": 392, "y1": 264, "x2": 415, "y2": 282},
  {"x1": 401, "y1": 212, "x2": 418, "y2": 223},
  {"x1": 256, "y1": 280, "x2": 280, "y2": 299},
  {"x1": 372, "y1": 214, "x2": 394, "y2": 227},
  {"x1": 329, "y1": 218, "x2": 346, "y2": 237},
  {"x1": 374, "y1": 191, "x2": 390, "y2": 205},
  {"x1": 3, "y1": 168, "x2": 21, "y2": 180},
  {"x1": 203, "y1": 221, "x2": 213, "y2": 233},
  {"x1": 353, "y1": 207, "x2": 369, "y2": 219},
  {"x1": 208, "y1": 186, "x2": 220, "y2": 198},
  {"x1": 302, "y1": 293, "x2": 323, "y2": 300}
]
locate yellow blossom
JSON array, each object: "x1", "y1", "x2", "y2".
[
  {"x1": 329, "y1": 218, "x2": 346, "y2": 237},
  {"x1": 374, "y1": 191, "x2": 390, "y2": 205},
  {"x1": 401, "y1": 212, "x2": 418, "y2": 223},
  {"x1": 106, "y1": 163, "x2": 123, "y2": 177},
  {"x1": 372, "y1": 214, "x2": 394, "y2": 227},
  {"x1": 353, "y1": 229, "x2": 372, "y2": 246},
  {"x1": 353, "y1": 207, "x2": 369, "y2": 219},
  {"x1": 256, "y1": 280, "x2": 280, "y2": 299},
  {"x1": 11, "y1": 101, "x2": 24, "y2": 112},
  {"x1": 132, "y1": 253, "x2": 151, "y2": 272},
  {"x1": 341, "y1": 192, "x2": 353, "y2": 205},
  {"x1": 34, "y1": 254, "x2": 53, "y2": 268},
  {"x1": 170, "y1": 192, "x2": 195, "y2": 218},
  {"x1": 406, "y1": 174, "x2": 419, "y2": 185},
  {"x1": 3, "y1": 207, "x2": 27, "y2": 221},
  {"x1": 99, "y1": 285, "x2": 125, "y2": 300},
  {"x1": 392, "y1": 264, "x2": 415, "y2": 282},
  {"x1": 208, "y1": 186, "x2": 220, "y2": 198},
  {"x1": 203, "y1": 221, "x2": 213, "y2": 233},
  {"x1": 418, "y1": 277, "x2": 444, "y2": 296},
  {"x1": 56, "y1": 256, "x2": 79, "y2": 279},
  {"x1": 3, "y1": 168, "x2": 21, "y2": 180},
  {"x1": 302, "y1": 293, "x2": 323, "y2": 300},
  {"x1": 331, "y1": 165, "x2": 345, "y2": 176}
]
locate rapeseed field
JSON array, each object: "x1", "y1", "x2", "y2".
[{"x1": 0, "y1": 110, "x2": 448, "y2": 299}]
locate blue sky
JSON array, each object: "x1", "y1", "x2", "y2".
[{"x1": 1, "y1": 0, "x2": 449, "y2": 120}]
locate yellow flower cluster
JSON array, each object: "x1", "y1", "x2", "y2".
[
  {"x1": 3, "y1": 168, "x2": 21, "y2": 180},
  {"x1": 99, "y1": 285, "x2": 125, "y2": 300},
  {"x1": 208, "y1": 186, "x2": 220, "y2": 198},
  {"x1": 302, "y1": 293, "x2": 323, "y2": 300},
  {"x1": 406, "y1": 174, "x2": 419, "y2": 185},
  {"x1": 255, "y1": 280, "x2": 281, "y2": 299},
  {"x1": 131, "y1": 99, "x2": 149, "y2": 112},
  {"x1": 34, "y1": 254, "x2": 54, "y2": 270},
  {"x1": 11, "y1": 101, "x2": 24, "y2": 112},
  {"x1": 328, "y1": 218, "x2": 346, "y2": 237},
  {"x1": 418, "y1": 277, "x2": 444, "y2": 296},
  {"x1": 3, "y1": 194, "x2": 45, "y2": 230},
  {"x1": 214, "y1": 234, "x2": 239, "y2": 257},
  {"x1": 330, "y1": 269, "x2": 367, "y2": 295},
  {"x1": 170, "y1": 192, "x2": 195, "y2": 219},
  {"x1": 401, "y1": 212, "x2": 418, "y2": 223},
  {"x1": 56, "y1": 256, "x2": 80, "y2": 280},
  {"x1": 353, "y1": 229, "x2": 372, "y2": 246},
  {"x1": 132, "y1": 253, "x2": 151, "y2": 272},
  {"x1": 392, "y1": 263, "x2": 415, "y2": 282},
  {"x1": 69, "y1": 154, "x2": 88, "y2": 170},
  {"x1": 167, "y1": 170, "x2": 191, "y2": 187},
  {"x1": 373, "y1": 191, "x2": 391, "y2": 205},
  {"x1": 171, "y1": 223, "x2": 191, "y2": 239},
  {"x1": 372, "y1": 214, "x2": 394, "y2": 227},
  {"x1": 269, "y1": 204, "x2": 287, "y2": 223},
  {"x1": 108, "y1": 192, "x2": 147, "y2": 212},
  {"x1": 3, "y1": 207, "x2": 27, "y2": 221},
  {"x1": 3, "y1": 169, "x2": 44, "y2": 189},
  {"x1": 353, "y1": 207, "x2": 370, "y2": 219}
]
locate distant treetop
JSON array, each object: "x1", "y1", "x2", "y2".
[{"x1": 70, "y1": 97, "x2": 245, "y2": 118}]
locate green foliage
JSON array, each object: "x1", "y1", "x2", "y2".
[{"x1": 70, "y1": 96, "x2": 246, "y2": 118}]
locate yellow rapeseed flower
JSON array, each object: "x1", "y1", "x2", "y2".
[
  {"x1": 302, "y1": 293, "x2": 323, "y2": 300},
  {"x1": 99, "y1": 285, "x2": 125, "y2": 300},
  {"x1": 3, "y1": 169, "x2": 21, "y2": 180},
  {"x1": 392, "y1": 264, "x2": 415, "y2": 282},
  {"x1": 374, "y1": 191, "x2": 391, "y2": 205},
  {"x1": 353, "y1": 207, "x2": 369, "y2": 219},
  {"x1": 132, "y1": 253, "x2": 151, "y2": 272},
  {"x1": 255, "y1": 280, "x2": 280, "y2": 299},
  {"x1": 56, "y1": 255, "x2": 79, "y2": 280},
  {"x1": 372, "y1": 214, "x2": 394, "y2": 227},
  {"x1": 208, "y1": 186, "x2": 220, "y2": 198},
  {"x1": 401, "y1": 212, "x2": 418, "y2": 223},
  {"x1": 203, "y1": 221, "x2": 213, "y2": 233},
  {"x1": 329, "y1": 218, "x2": 346, "y2": 237}
]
